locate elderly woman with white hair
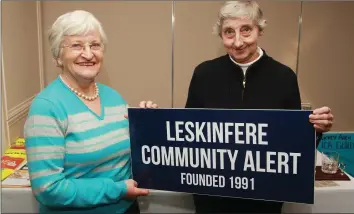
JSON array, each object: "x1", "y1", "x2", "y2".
[
  {"x1": 24, "y1": 10, "x2": 157, "y2": 213},
  {"x1": 186, "y1": 1, "x2": 334, "y2": 213}
]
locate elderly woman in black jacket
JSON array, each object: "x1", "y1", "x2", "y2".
[{"x1": 185, "y1": 1, "x2": 334, "y2": 213}]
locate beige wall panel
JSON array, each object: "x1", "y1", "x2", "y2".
[
  {"x1": 2, "y1": 101, "x2": 9, "y2": 151},
  {"x1": 257, "y1": 1, "x2": 301, "y2": 72},
  {"x1": 298, "y1": 2, "x2": 354, "y2": 131},
  {"x1": 42, "y1": 1, "x2": 172, "y2": 107},
  {"x1": 8, "y1": 116, "x2": 27, "y2": 146},
  {"x1": 173, "y1": 1, "x2": 300, "y2": 108},
  {"x1": 2, "y1": 1, "x2": 41, "y2": 111},
  {"x1": 173, "y1": 1, "x2": 224, "y2": 108}
]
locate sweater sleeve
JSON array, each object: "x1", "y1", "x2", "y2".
[
  {"x1": 284, "y1": 71, "x2": 301, "y2": 110},
  {"x1": 185, "y1": 65, "x2": 204, "y2": 108},
  {"x1": 24, "y1": 98, "x2": 128, "y2": 208}
]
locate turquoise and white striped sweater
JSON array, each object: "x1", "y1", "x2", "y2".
[{"x1": 24, "y1": 76, "x2": 134, "y2": 213}]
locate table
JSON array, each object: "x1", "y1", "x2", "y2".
[
  {"x1": 1, "y1": 187, "x2": 39, "y2": 213},
  {"x1": 282, "y1": 151, "x2": 354, "y2": 213},
  {"x1": 2, "y1": 151, "x2": 354, "y2": 213}
]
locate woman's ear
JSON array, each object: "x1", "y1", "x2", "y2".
[
  {"x1": 54, "y1": 58, "x2": 63, "y2": 67},
  {"x1": 259, "y1": 29, "x2": 264, "y2": 36}
]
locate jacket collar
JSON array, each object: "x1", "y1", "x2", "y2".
[{"x1": 224, "y1": 48, "x2": 269, "y2": 70}]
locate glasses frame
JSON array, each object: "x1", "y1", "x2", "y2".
[{"x1": 61, "y1": 42, "x2": 105, "y2": 53}]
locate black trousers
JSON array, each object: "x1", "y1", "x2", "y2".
[
  {"x1": 193, "y1": 195, "x2": 283, "y2": 213},
  {"x1": 124, "y1": 200, "x2": 140, "y2": 214}
]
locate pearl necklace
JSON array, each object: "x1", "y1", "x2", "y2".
[{"x1": 60, "y1": 75, "x2": 99, "y2": 101}]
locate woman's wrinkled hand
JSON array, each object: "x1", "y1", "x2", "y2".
[
  {"x1": 309, "y1": 106, "x2": 334, "y2": 133},
  {"x1": 124, "y1": 100, "x2": 159, "y2": 119}
]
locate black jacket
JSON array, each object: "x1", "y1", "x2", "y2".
[
  {"x1": 185, "y1": 51, "x2": 320, "y2": 213},
  {"x1": 186, "y1": 51, "x2": 301, "y2": 110}
]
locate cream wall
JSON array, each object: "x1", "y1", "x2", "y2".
[
  {"x1": 1, "y1": 1, "x2": 354, "y2": 151},
  {"x1": 173, "y1": 1, "x2": 225, "y2": 108},
  {"x1": 297, "y1": 1, "x2": 354, "y2": 131},
  {"x1": 1, "y1": 1, "x2": 44, "y2": 149}
]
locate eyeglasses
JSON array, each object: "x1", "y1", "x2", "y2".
[{"x1": 62, "y1": 42, "x2": 104, "y2": 52}]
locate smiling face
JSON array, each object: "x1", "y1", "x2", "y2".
[
  {"x1": 221, "y1": 18, "x2": 263, "y2": 64},
  {"x1": 58, "y1": 30, "x2": 104, "y2": 81}
]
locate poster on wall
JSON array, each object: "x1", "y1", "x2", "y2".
[
  {"x1": 318, "y1": 132, "x2": 354, "y2": 177},
  {"x1": 128, "y1": 108, "x2": 316, "y2": 204}
]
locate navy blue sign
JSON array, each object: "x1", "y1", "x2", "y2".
[{"x1": 128, "y1": 108, "x2": 316, "y2": 204}]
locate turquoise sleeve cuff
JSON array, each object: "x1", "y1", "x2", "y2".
[{"x1": 116, "y1": 180, "x2": 128, "y2": 198}]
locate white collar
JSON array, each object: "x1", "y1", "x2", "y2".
[{"x1": 229, "y1": 47, "x2": 263, "y2": 67}]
